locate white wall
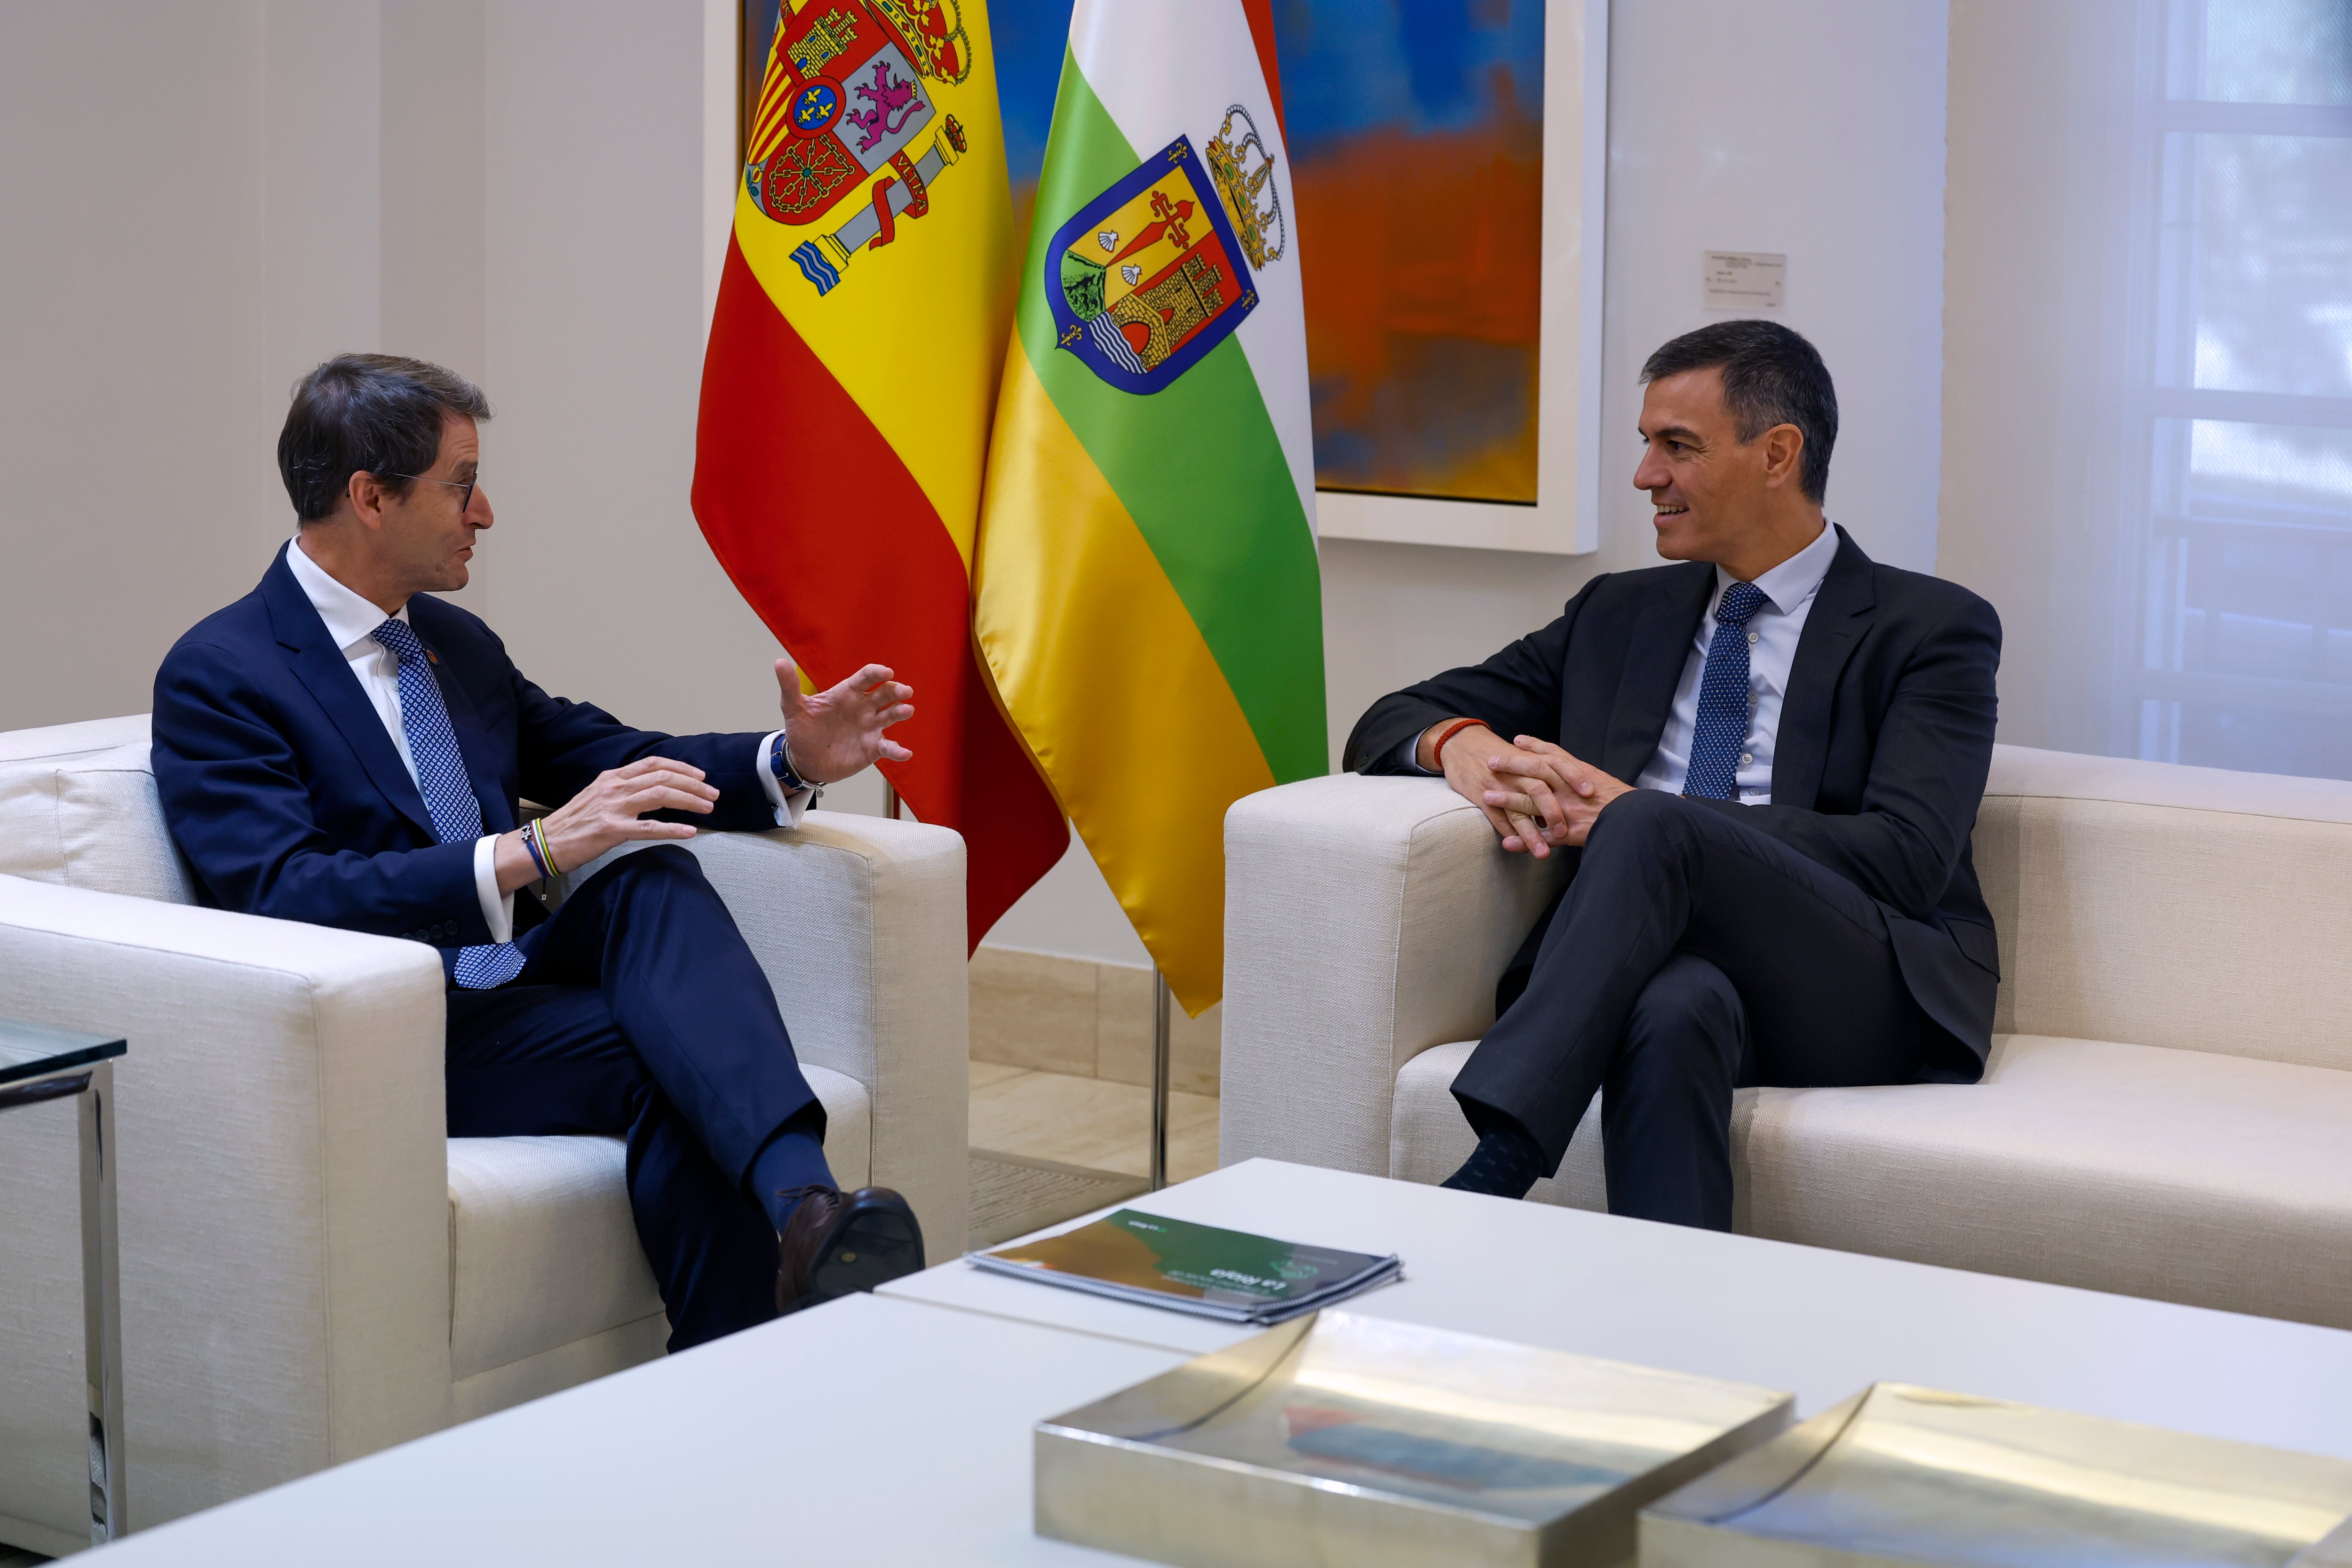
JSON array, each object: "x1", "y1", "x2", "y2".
[
  {"x1": 0, "y1": 0, "x2": 901, "y2": 797},
  {"x1": 473, "y1": 2, "x2": 779, "y2": 737},
  {"x1": 1, "y1": 4, "x2": 275, "y2": 732},
  {"x1": 1937, "y1": 0, "x2": 2149, "y2": 756}
]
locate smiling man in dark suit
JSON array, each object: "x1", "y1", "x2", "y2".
[
  {"x1": 153, "y1": 353, "x2": 931, "y2": 1348},
  {"x1": 1346, "y1": 320, "x2": 2001, "y2": 1230}
]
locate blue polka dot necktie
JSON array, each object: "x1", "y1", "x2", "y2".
[
  {"x1": 1682, "y1": 580, "x2": 1768, "y2": 801},
  {"x1": 371, "y1": 618, "x2": 526, "y2": 989}
]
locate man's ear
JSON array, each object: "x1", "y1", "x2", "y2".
[
  {"x1": 1759, "y1": 424, "x2": 1806, "y2": 490},
  {"x1": 346, "y1": 470, "x2": 389, "y2": 532}
]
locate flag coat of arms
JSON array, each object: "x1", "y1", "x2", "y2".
[
  {"x1": 696, "y1": 0, "x2": 1067, "y2": 944},
  {"x1": 976, "y1": 0, "x2": 1325, "y2": 1013}
]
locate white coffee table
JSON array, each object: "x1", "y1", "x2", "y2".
[
  {"x1": 884, "y1": 1158, "x2": 2352, "y2": 1460},
  {"x1": 89, "y1": 1291, "x2": 1183, "y2": 1566},
  {"x1": 88, "y1": 1160, "x2": 2352, "y2": 1564}
]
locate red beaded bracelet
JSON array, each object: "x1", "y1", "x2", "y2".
[{"x1": 1430, "y1": 717, "x2": 1486, "y2": 768}]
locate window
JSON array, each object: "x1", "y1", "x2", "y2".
[{"x1": 2133, "y1": 0, "x2": 2352, "y2": 776}]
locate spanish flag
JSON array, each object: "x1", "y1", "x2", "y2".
[
  {"x1": 694, "y1": 0, "x2": 1066, "y2": 943},
  {"x1": 975, "y1": 0, "x2": 1325, "y2": 1013}
]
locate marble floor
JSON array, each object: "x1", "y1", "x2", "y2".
[{"x1": 968, "y1": 1061, "x2": 1220, "y2": 1184}]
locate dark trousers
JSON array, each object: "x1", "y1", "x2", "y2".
[
  {"x1": 1453, "y1": 789, "x2": 1931, "y2": 1231},
  {"x1": 444, "y1": 845, "x2": 824, "y2": 1351}
]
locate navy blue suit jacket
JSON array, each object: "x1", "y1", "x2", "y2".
[
  {"x1": 1345, "y1": 526, "x2": 2002, "y2": 1077},
  {"x1": 153, "y1": 544, "x2": 779, "y2": 983}
]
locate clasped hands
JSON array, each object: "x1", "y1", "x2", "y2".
[
  {"x1": 1427, "y1": 722, "x2": 1633, "y2": 858},
  {"x1": 495, "y1": 657, "x2": 914, "y2": 893}
]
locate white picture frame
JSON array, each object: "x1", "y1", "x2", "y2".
[{"x1": 1313, "y1": 0, "x2": 1607, "y2": 556}]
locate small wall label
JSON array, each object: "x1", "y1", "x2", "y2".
[{"x1": 1704, "y1": 251, "x2": 1786, "y2": 310}]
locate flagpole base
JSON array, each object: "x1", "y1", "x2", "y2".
[{"x1": 1149, "y1": 969, "x2": 1172, "y2": 1191}]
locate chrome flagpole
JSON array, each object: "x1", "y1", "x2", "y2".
[{"x1": 1149, "y1": 969, "x2": 1172, "y2": 1190}]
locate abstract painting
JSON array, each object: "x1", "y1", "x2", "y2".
[
  {"x1": 753, "y1": 0, "x2": 1602, "y2": 549},
  {"x1": 1273, "y1": 0, "x2": 1546, "y2": 506}
]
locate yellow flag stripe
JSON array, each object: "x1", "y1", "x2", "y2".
[
  {"x1": 730, "y1": 3, "x2": 1014, "y2": 569},
  {"x1": 975, "y1": 343, "x2": 1274, "y2": 1010}
]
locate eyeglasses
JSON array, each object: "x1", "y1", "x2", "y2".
[{"x1": 381, "y1": 473, "x2": 479, "y2": 515}]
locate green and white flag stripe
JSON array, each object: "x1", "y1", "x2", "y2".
[{"x1": 975, "y1": 0, "x2": 1325, "y2": 1009}]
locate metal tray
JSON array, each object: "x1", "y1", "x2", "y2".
[
  {"x1": 1641, "y1": 1381, "x2": 2352, "y2": 1568},
  {"x1": 1035, "y1": 1309, "x2": 1794, "y2": 1568}
]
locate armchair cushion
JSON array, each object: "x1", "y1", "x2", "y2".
[
  {"x1": 1387, "y1": 1032, "x2": 2352, "y2": 1330},
  {"x1": 447, "y1": 1136, "x2": 655, "y2": 1384},
  {"x1": 1977, "y1": 747, "x2": 2352, "y2": 1073},
  {"x1": 1732, "y1": 1032, "x2": 2352, "y2": 1329},
  {"x1": 444, "y1": 1065, "x2": 873, "y2": 1383},
  {"x1": 0, "y1": 715, "x2": 192, "y2": 903}
]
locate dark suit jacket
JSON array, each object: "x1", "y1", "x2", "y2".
[
  {"x1": 152, "y1": 544, "x2": 780, "y2": 984},
  {"x1": 1345, "y1": 526, "x2": 2002, "y2": 1078}
]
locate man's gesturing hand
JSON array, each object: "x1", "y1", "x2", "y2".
[
  {"x1": 1486, "y1": 737, "x2": 1634, "y2": 851},
  {"x1": 776, "y1": 657, "x2": 914, "y2": 785}
]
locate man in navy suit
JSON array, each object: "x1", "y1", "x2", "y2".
[
  {"x1": 154, "y1": 353, "x2": 928, "y2": 1349},
  {"x1": 1348, "y1": 321, "x2": 2001, "y2": 1229}
]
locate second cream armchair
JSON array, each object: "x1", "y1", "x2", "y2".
[{"x1": 1220, "y1": 745, "x2": 2352, "y2": 1335}]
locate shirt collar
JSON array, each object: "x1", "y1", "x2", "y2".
[
  {"x1": 1719, "y1": 521, "x2": 1839, "y2": 617},
  {"x1": 286, "y1": 533, "x2": 407, "y2": 656}
]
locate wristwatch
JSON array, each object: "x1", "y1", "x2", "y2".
[{"x1": 769, "y1": 730, "x2": 818, "y2": 799}]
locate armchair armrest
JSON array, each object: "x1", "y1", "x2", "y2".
[
  {"x1": 669, "y1": 813, "x2": 969, "y2": 1264},
  {"x1": 0, "y1": 875, "x2": 450, "y2": 1542},
  {"x1": 1219, "y1": 775, "x2": 1567, "y2": 1177}
]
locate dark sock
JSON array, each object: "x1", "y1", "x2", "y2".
[
  {"x1": 748, "y1": 1106, "x2": 835, "y2": 1233},
  {"x1": 1441, "y1": 1123, "x2": 1546, "y2": 1199}
]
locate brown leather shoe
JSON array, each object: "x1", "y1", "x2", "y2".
[{"x1": 775, "y1": 1186, "x2": 925, "y2": 1315}]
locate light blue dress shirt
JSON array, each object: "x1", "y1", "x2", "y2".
[
  {"x1": 1398, "y1": 523, "x2": 1840, "y2": 807},
  {"x1": 1633, "y1": 522, "x2": 1840, "y2": 805}
]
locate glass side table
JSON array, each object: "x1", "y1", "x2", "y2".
[{"x1": 0, "y1": 1019, "x2": 127, "y2": 1546}]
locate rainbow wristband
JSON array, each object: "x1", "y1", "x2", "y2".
[{"x1": 523, "y1": 818, "x2": 558, "y2": 880}]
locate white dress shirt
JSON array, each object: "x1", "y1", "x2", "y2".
[
  {"x1": 285, "y1": 537, "x2": 808, "y2": 944},
  {"x1": 1633, "y1": 521, "x2": 1840, "y2": 805}
]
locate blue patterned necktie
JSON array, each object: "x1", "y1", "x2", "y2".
[
  {"x1": 371, "y1": 618, "x2": 526, "y2": 989},
  {"x1": 1682, "y1": 580, "x2": 1769, "y2": 801}
]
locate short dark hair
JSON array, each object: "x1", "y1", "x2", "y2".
[
  {"x1": 1640, "y1": 320, "x2": 1837, "y2": 502},
  {"x1": 279, "y1": 353, "x2": 492, "y2": 522}
]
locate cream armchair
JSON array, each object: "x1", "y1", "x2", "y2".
[
  {"x1": 1222, "y1": 746, "x2": 2352, "y2": 1332},
  {"x1": 0, "y1": 715, "x2": 968, "y2": 1554}
]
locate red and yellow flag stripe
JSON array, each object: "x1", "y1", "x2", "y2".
[{"x1": 695, "y1": 0, "x2": 1065, "y2": 941}]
